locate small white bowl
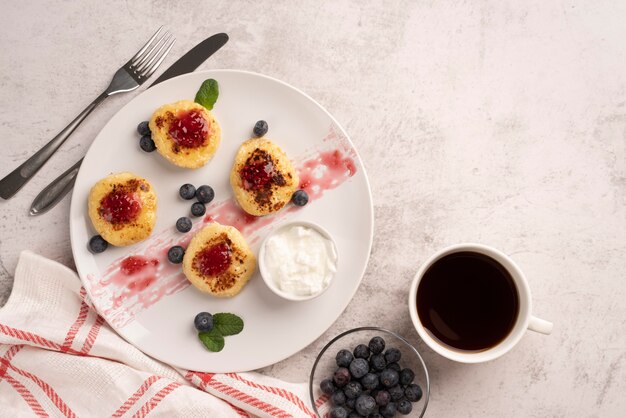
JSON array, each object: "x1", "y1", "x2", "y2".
[{"x1": 258, "y1": 221, "x2": 338, "y2": 301}]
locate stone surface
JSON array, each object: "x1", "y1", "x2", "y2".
[{"x1": 0, "y1": 1, "x2": 624, "y2": 416}]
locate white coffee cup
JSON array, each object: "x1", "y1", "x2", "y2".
[{"x1": 408, "y1": 243, "x2": 552, "y2": 363}]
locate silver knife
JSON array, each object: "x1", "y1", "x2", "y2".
[{"x1": 29, "y1": 33, "x2": 228, "y2": 216}]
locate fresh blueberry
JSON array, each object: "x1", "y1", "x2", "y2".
[
  {"x1": 386, "y1": 362, "x2": 401, "y2": 372},
  {"x1": 167, "y1": 246, "x2": 185, "y2": 264},
  {"x1": 291, "y1": 189, "x2": 309, "y2": 207},
  {"x1": 139, "y1": 135, "x2": 156, "y2": 152},
  {"x1": 397, "y1": 400, "x2": 412, "y2": 415},
  {"x1": 343, "y1": 381, "x2": 362, "y2": 399},
  {"x1": 369, "y1": 336, "x2": 386, "y2": 355},
  {"x1": 253, "y1": 120, "x2": 268, "y2": 137},
  {"x1": 404, "y1": 384, "x2": 422, "y2": 402},
  {"x1": 332, "y1": 390, "x2": 347, "y2": 405},
  {"x1": 347, "y1": 412, "x2": 361, "y2": 418},
  {"x1": 88, "y1": 235, "x2": 108, "y2": 254},
  {"x1": 320, "y1": 378, "x2": 336, "y2": 395},
  {"x1": 330, "y1": 406, "x2": 348, "y2": 418},
  {"x1": 191, "y1": 202, "x2": 206, "y2": 217},
  {"x1": 380, "y1": 369, "x2": 400, "y2": 388},
  {"x1": 194, "y1": 312, "x2": 213, "y2": 332},
  {"x1": 196, "y1": 185, "x2": 215, "y2": 204},
  {"x1": 370, "y1": 353, "x2": 386, "y2": 372},
  {"x1": 137, "y1": 121, "x2": 151, "y2": 136},
  {"x1": 388, "y1": 385, "x2": 404, "y2": 401},
  {"x1": 368, "y1": 413, "x2": 384, "y2": 418},
  {"x1": 379, "y1": 402, "x2": 397, "y2": 418},
  {"x1": 361, "y1": 373, "x2": 379, "y2": 390},
  {"x1": 375, "y1": 390, "x2": 391, "y2": 406},
  {"x1": 355, "y1": 395, "x2": 376, "y2": 416},
  {"x1": 336, "y1": 349, "x2": 354, "y2": 368},
  {"x1": 384, "y1": 348, "x2": 401, "y2": 364},
  {"x1": 176, "y1": 217, "x2": 192, "y2": 233},
  {"x1": 399, "y1": 368, "x2": 415, "y2": 386},
  {"x1": 333, "y1": 367, "x2": 351, "y2": 388},
  {"x1": 345, "y1": 397, "x2": 356, "y2": 410},
  {"x1": 349, "y1": 358, "x2": 369, "y2": 379},
  {"x1": 353, "y1": 344, "x2": 370, "y2": 359},
  {"x1": 179, "y1": 184, "x2": 196, "y2": 200}
]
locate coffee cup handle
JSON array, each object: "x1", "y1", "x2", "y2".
[{"x1": 528, "y1": 315, "x2": 553, "y2": 335}]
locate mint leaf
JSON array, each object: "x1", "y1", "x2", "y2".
[
  {"x1": 198, "y1": 330, "x2": 225, "y2": 352},
  {"x1": 194, "y1": 79, "x2": 219, "y2": 110},
  {"x1": 213, "y1": 313, "x2": 244, "y2": 336}
]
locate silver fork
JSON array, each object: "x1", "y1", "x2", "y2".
[{"x1": 0, "y1": 27, "x2": 175, "y2": 200}]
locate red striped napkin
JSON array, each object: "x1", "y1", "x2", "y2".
[{"x1": 0, "y1": 251, "x2": 323, "y2": 417}]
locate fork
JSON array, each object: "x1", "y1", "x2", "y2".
[{"x1": 0, "y1": 27, "x2": 175, "y2": 200}]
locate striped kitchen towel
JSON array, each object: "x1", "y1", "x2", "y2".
[{"x1": 0, "y1": 251, "x2": 324, "y2": 417}]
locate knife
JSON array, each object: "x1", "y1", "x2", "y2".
[{"x1": 29, "y1": 33, "x2": 228, "y2": 216}]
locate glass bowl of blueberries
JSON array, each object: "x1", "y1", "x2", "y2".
[{"x1": 309, "y1": 327, "x2": 429, "y2": 418}]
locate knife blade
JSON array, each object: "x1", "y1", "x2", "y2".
[{"x1": 29, "y1": 33, "x2": 228, "y2": 216}]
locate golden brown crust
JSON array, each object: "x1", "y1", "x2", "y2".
[
  {"x1": 87, "y1": 172, "x2": 157, "y2": 246},
  {"x1": 182, "y1": 223, "x2": 256, "y2": 297},
  {"x1": 230, "y1": 138, "x2": 299, "y2": 216},
  {"x1": 149, "y1": 100, "x2": 221, "y2": 169}
]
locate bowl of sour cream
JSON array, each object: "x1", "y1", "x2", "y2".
[{"x1": 258, "y1": 221, "x2": 338, "y2": 301}]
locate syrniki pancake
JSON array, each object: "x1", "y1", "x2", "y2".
[
  {"x1": 149, "y1": 100, "x2": 221, "y2": 168},
  {"x1": 230, "y1": 138, "x2": 299, "y2": 216},
  {"x1": 88, "y1": 172, "x2": 157, "y2": 246},
  {"x1": 182, "y1": 223, "x2": 256, "y2": 298}
]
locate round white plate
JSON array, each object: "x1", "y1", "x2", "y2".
[{"x1": 70, "y1": 70, "x2": 373, "y2": 372}]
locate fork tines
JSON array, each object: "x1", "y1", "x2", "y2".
[{"x1": 127, "y1": 27, "x2": 176, "y2": 80}]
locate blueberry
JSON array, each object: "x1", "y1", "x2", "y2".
[
  {"x1": 397, "y1": 400, "x2": 412, "y2": 415},
  {"x1": 399, "y1": 368, "x2": 415, "y2": 386},
  {"x1": 375, "y1": 390, "x2": 391, "y2": 406},
  {"x1": 343, "y1": 381, "x2": 362, "y2": 399},
  {"x1": 332, "y1": 390, "x2": 347, "y2": 405},
  {"x1": 361, "y1": 373, "x2": 379, "y2": 390},
  {"x1": 196, "y1": 185, "x2": 215, "y2": 204},
  {"x1": 330, "y1": 406, "x2": 348, "y2": 418},
  {"x1": 369, "y1": 336, "x2": 386, "y2": 355},
  {"x1": 345, "y1": 397, "x2": 356, "y2": 410},
  {"x1": 404, "y1": 384, "x2": 422, "y2": 402},
  {"x1": 355, "y1": 395, "x2": 376, "y2": 416},
  {"x1": 369, "y1": 413, "x2": 384, "y2": 418},
  {"x1": 347, "y1": 412, "x2": 361, "y2": 418},
  {"x1": 333, "y1": 367, "x2": 351, "y2": 388},
  {"x1": 370, "y1": 353, "x2": 386, "y2": 372},
  {"x1": 167, "y1": 246, "x2": 185, "y2": 264},
  {"x1": 384, "y1": 348, "x2": 401, "y2": 364},
  {"x1": 380, "y1": 369, "x2": 399, "y2": 388},
  {"x1": 349, "y1": 358, "x2": 369, "y2": 379},
  {"x1": 194, "y1": 312, "x2": 213, "y2": 331},
  {"x1": 176, "y1": 217, "x2": 192, "y2": 233},
  {"x1": 320, "y1": 378, "x2": 336, "y2": 395},
  {"x1": 388, "y1": 385, "x2": 404, "y2": 401},
  {"x1": 191, "y1": 202, "x2": 206, "y2": 217},
  {"x1": 137, "y1": 121, "x2": 151, "y2": 136},
  {"x1": 387, "y1": 362, "x2": 401, "y2": 372},
  {"x1": 353, "y1": 344, "x2": 370, "y2": 359},
  {"x1": 179, "y1": 184, "x2": 196, "y2": 200},
  {"x1": 139, "y1": 135, "x2": 156, "y2": 152},
  {"x1": 379, "y1": 402, "x2": 397, "y2": 418},
  {"x1": 291, "y1": 189, "x2": 309, "y2": 207},
  {"x1": 88, "y1": 235, "x2": 108, "y2": 253},
  {"x1": 253, "y1": 120, "x2": 268, "y2": 137},
  {"x1": 336, "y1": 349, "x2": 354, "y2": 368}
]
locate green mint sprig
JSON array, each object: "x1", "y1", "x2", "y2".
[
  {"x1": 194, "y1": 79, "x2": 219, "y2": 110},
  {"x1": 197, "y1": 312, "x2": 244, "y2": 352}
]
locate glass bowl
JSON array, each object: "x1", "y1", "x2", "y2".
[{"x1": 309, "y1": 327, "x2": 430, "y2": 417}]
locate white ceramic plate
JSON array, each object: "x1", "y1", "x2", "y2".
[{"x1": 70, "y1": 70, "x2": 373, "y2": 372}]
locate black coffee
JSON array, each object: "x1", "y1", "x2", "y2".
[{"x1": 416, "y1": 251, "x2": 519, "y2": 351}]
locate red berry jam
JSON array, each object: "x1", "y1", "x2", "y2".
[
  {"x1": 240, "y1": 161, "x2": 276, "y2": 190},
  {"x1": 99, "y1": 191, "x2": 141, "y2": 224},
  {"x1": 168, "y1": 110, "x2": 208, "y2": 148},
  {"x1": 120, "y1": 256, "x2": 159, "y2": 275},
  {"x1": 194, "y1": 243, "x2": 232, "y2": 276}
]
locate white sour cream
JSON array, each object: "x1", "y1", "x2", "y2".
[{"x1": 263, "y1": 225, "x2": 338, "y2": 297}]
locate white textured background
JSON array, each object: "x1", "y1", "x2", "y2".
[{"x1": 1, "y1": 1, "x2": 624, "y2": 416}]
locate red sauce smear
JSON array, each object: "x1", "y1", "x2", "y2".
[
  {"x1": 168, "y1": 109, "x2": 208, "y2": 148},
  {"x1": 120, "y1": 256, "x2": 159, "y2": 275},
  {"x1": 99, "y1": 191, "x2": 141, "y2": 224},
  {"x1": 195, "y1": 243, "x2": 232, "y2": 276},
  {"x1": 240, "y1": 161, "x2": 276, "y2": 190}
]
